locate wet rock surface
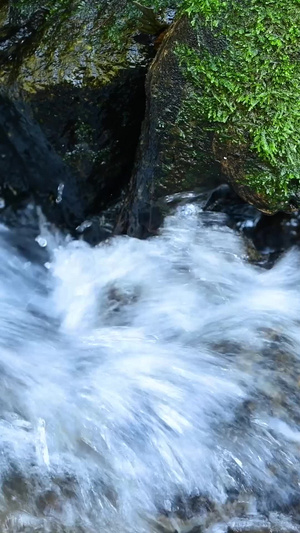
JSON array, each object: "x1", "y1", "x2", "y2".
[
  {"x1": 0, "y1": 79, "x2": 145, "y2": 235},
  {"x1": 28, "y1": 68, "x2": 146, "y2": 216},
  {"x1": 0, "y1": 95, "x2": 84, "y2": 230},
  {"x1": 155, "y1": 184, "x2": 300, "y2": 267},
  {"x1": 203, "y1": 184, "x2": 300, "y2": 266},
  {"x1": 117, "y1": 16, "x2": 224, "y2": 238},
  {"x1": 0, "y1": 0, "x2": 148, "y2": 234}
]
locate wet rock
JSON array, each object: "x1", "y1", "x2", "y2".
[
  {"x1": 28, "y1": 71, "x2": 146, "y2": 216},
  {"x1": 0, "y1": 3, "x2": 9, "y2": 27},
  {"x1": 247, "y1": 212, "x2": 300, "y2": 256},
  {"x1": 203, "y1": 184, "x2": 300, "y2": 266},
  {"x1": 3, "y1": 1, "x2": 148, "y2": 88},
  {"x1": 0, "y1": 95, "x2": 85, "y2": 230},
  {"x1": 117, "y1": 15, "x2": 224, "y2": 237},
  {"x1": 118, "y1": 0, "x2": 300, "y2": 236},
  {"x1": 0, "y1": 0, "x2": 148, "y2": 233},
  {"x1": 204, "y1": 185, "x2": 260, "y2": 232},
  {"x1": 0, "y1": 7, "x2": 48, "y2": 61},
  {"x1": 0, "y1": 202, "x2": 49, "y2": 264},
  {"x1": 134, "y1": 2, "x2": 169, "y2": 36}
]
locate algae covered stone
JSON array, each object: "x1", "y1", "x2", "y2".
[
  {"x1": 178, "y1": 0, "x2": 300, "y2": 213},
  {"x1": 5, "y1": 0, "x2": 146, "y2": 92}
]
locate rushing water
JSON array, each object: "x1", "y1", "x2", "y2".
[{"x1": 0, "y1": 202, "x2": 300, "y2": 532}]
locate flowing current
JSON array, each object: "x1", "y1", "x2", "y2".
[{"x1": 0, "y1": 202, "x2": 300, "y2": 533}]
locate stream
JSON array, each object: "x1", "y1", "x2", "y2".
[{"x1": 0, "y1": 199, "x2": 299, "y2": 532}]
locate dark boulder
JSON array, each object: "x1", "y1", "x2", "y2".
[
  {"x1": 28, "y1": 70, "x2": 146, "y2": 216},
  {"x1": 0, "y1": 0, "x2": 149, "y2": 235},
  {"x1": 0, "y1": 95, "x2": 84, "y2": 230}
]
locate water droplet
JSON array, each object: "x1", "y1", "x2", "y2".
[
  {"x1": 35, "y1": 236, "x2": 47, "y2": 248},
  {"x1": 56, "y1": 182, "x2": 65, "y2": 204},
  {"x1": 36, "y1": 418, "x2": 50, "y2": 467},
  {"x1": 76, "y1": 219, "x2": 93, "y2": 233},
  {"x1": 233, "y1": 457, "x2": 243, "y2": 468}
]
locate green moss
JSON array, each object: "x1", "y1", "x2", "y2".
[{"x1": 177, "y1": 0, "x2": 300, "y2": 208}]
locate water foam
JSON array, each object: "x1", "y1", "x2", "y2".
[{"x1": 0, "y1": 205, "x2": 299, "y2": 531}]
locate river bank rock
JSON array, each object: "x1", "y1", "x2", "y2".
[
  {"x1": 0, "y1": 0, "x2": 150, "y2": 230},
  {"x1": 118, "y1": 0, "x2": 300, "y2": 237}
]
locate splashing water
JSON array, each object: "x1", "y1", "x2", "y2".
[{"x1": 0, "y1": 204, "x2": 300, "y2": 532}]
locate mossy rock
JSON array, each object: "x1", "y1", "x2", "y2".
[
  {"x1": 177, "y1": 0, "x2": 300, "y2": 213},
  {"x1": 0, "y1": 3, "x2": 9, "y2": 27},
  {"x1": 119, "y1": 0, "x2": 300, "y2": 237}
]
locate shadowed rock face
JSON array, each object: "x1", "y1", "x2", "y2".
[
  {"x1": 0, "y1": 82, "x2": 146, "y2": 239},
  {"x1": 0, "y1": 95, "x2": 85, "y2": 229},
  {"x1": 0, "y1": 7, "x2": 49, "y2": 61},
  {"x1": 27, "y1": 69, "x2": 146, "y2": 216}
]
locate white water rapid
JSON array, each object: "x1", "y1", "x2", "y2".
[{"x1": 0, "y1": 203, "x2": 299, "y2": 532}]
